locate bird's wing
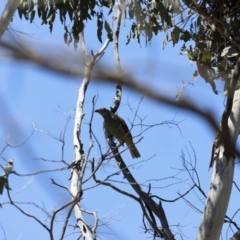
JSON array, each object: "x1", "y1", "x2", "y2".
[{"x1": 116, "y1": 115, "x2": 133, "y2": 138}]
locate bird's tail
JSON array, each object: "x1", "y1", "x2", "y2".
[{"x1": 126, "y1": 139, "x2": 141, "y2": 158}]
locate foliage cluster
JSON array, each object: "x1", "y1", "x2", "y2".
[{"x1": 16, "y1": 0, "x2": 240, "y2": 94}]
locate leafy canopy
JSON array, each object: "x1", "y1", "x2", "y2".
[{"x1": 16, "y1": 0, "x2": 240, "y2": 94}]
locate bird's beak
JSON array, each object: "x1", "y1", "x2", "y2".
[{"x1": 95, "y1": 109, "x2": 100, "y2": 113}]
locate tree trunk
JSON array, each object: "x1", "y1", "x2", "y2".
[{"x1": 197, "y1": 89, "x2": 240, "y2": 240}]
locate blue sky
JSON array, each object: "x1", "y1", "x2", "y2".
[{"x1": 0, "y1": 3, "x2": 239, "y2": 240}]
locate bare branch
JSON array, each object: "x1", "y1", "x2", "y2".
[
  {"x1": 111, "y1": 3, "x2": 122, "y2": 113},
  {"x1": 6, "y1": 186, "x2": 53, "y2": 239},
  {"x1": 103, "y1": 131, "x2": 175, "y2": 239},
  {"x1": 0, "y1": 0, "x2": 20, "y2": 40}
]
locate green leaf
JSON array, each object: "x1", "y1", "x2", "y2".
[
  {"x1": 0, "y1": 177, "x2": 6, "y2": 194},
  {"x1": 68, "y1": 9, "x2": 73, "y2": 21},
  {"x1": 87, "y1": 13, "x2": 92, "y2": 20},
  {"x1": 171, "y1": 27, "x2": 180, "y2": 46},
  {"x1": 145, "y1": 22, "x2": 152, "y2": 44},
  {"x1": 37, "y1": 0, "x2": 45, "y2": 7},
  {"x1": 59, "y1": 10, "x2": 66, "y2": 24},
  {"x1": 37, "y1": 7, "x2": 41, "y2": 18},
  {"x1": 104, "y1": 20, "x2": 113, "y2": 41},
  {"x1": 18, "y1": 7, "x2": 23, "y2": 20},
  {"x1": 197, "y1": 15, "x2": 202, "y2": 27},
  {"x1": 200, "y1": 52, "x2": 212, "y2": 62},
  {"x1": 171, "y1": 31, "x2": 176, "y2": 46},
  {"x1": 73, "y1": 34, "x2": 79, "y2": 50},
  {"x1": 30, "y1": 10, "x2": 35, "y2": 23},
  {"x1": 97, "y1": 16, "x2": 103, "y2": 43},
  {"x1": 180, "y1": 31, "x2": 191, "y2": 42},
  {"x1": 128, "y1": 0, "x2": 134, "y2": 18},
  {"x1": 210, "y1": 81, "x2": 218, "y2": 94},
  {"x1": 131, "y1": 23, "x2": 136, "y2": 39},
  {"x1": 29, "y1": 0, "x2": 34, "y2": 10},
  {"x1": 126, "y1": 31, "x2": 132, "y2": 45},
  {"x1": 41, "y1": 6, "x2": 48, "y2": 24},
  {"x1": 64, "y1": 32, "x2": 68, "y2": 44},
  {"x1": 99, "y1": 0, "x2": 111, "y2": 8},
  {"x1": 221, "y1": 46, "x2": 238, "y2": 58},
  {"x1": 47, "y1": 6, "x2": 55, "y2": 18},
  {"x1": 192, "y1": 0, "x2": 198, "y2": 5},
  {"x1": 89, "y1": 0, "x2": 96, "y2": 10},
  {"x1": 24, "y1": 13, "x2": 29, "y2": 21},
  {"x1": 48, "y1": 12, "x2": 55, "y2": 33},
  {"x1": 108, "y1": 6, "x2": 113, "y2": 16}
]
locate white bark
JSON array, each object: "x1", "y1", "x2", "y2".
[
  {"x1": 113, "y1": 3, "x2": 122, "y2": 75},
  {"x1": 0, "y1": 0, "x2": 20, "y2": 40},
  {"x1": 70, "y1": 31, "x2": 110, "y2": 239},
  {"x1": 197, "y1": 89, "x2": 240, "y2": 240},
  {"x1": 71, "y1": 61, "x2": 93, "y2": 240},
  {"x1": 111, "y1": 3, "x2": 122, "y2": 112}
]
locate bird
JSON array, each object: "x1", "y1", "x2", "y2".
[
  {"x1": 95, "y1": 108, "x2": 141, "y2": 158},
  {"x1": 2, "y1": 158, "x2": 14, "y2": 177}
]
